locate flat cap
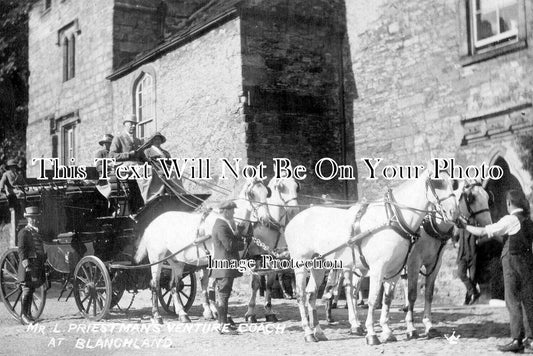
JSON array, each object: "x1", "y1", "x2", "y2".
[{"x1": 218, "y1": 200, "x2": 237, "y2": 210}]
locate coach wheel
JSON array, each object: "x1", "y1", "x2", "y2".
[
  {"x1": 0, "y1": 248, "x2": 46, "y2": 322},
  {"x1": 158, "y1": 266, "x2": 196, "y2": 314},
  {"x1": 73, "y1": 255, "x2": 112, "y2": 321}
]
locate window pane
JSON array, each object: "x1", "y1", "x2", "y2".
[
  {"x1": 499, "y1": 3, "x2": 518, "y2": 33},
  {"x1": 476, "y1": 12, "x2": 497, "y2": 41}
]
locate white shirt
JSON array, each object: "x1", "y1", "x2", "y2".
[{"x1": 485, "y1": 208, "x2": 523, "y2": 238}]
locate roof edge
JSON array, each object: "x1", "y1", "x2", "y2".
[{"x1": 107, "y1": 7, "x2": 239, "y2": 81}]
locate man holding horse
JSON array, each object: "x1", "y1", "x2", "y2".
[
  {"x1": 210, "y1": 200, "x2": 245, "y2": 335},
  {"x1": 459, "y1": 190, "x2": 533, "y2": 352}
]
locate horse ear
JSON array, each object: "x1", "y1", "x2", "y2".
[{"x1": 454, "y1": 180, "x2": 466, "y2": 198}]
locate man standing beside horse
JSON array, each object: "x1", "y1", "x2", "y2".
[
  {"x1": 459, "y1": 190, "x2": 533, "y2": 352},
  {"x1": 210, "y1": 200, "x2": 245, "y2": 335}
]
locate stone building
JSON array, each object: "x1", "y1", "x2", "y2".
[
  {"x1": 344, "y1": 0, "x2": 533, "y2": 300},
  {"x1": 26, "y1": 0, "x2": 355, "y2": 199}
]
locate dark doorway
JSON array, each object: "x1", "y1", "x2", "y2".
[{"x1": 479, "y1": 157, "x2": 524, "y2": 300}]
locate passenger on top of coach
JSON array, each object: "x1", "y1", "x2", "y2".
[
  {"x1": 94, "y1": 133, "x2": 114, "y2": 176},
  {"x1": 109, "y1": 115, "x2": 145, "y2": 164},
  {"x1": 458, "y1": 190, "x2": 533, "y2": 353},
  {"x1": 0, "y1": 159, "x2": 26, "y2": 215},
  {"x1": 144, "y1": 131, "x2": 171, "y2": 160},
  {"x1": 18, "y1": 206, "x2": 46, "y2": 326}
]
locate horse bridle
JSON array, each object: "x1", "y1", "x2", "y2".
[
  {"x1": 460, "y1": 182, "x2": 491, "y2": 221},
  {"x1": 425, "y1": 176, "x2": 457, "y2": 223},
  {"x1": 244, "y1": 179, "x2": 272, "y2": 221}
]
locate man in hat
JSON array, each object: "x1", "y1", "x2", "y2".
[
  {"x1": 109, "y1": 115, "x2": 144, "y2": 163},
  {"x1": 0, "y1": 159, "x2": 26, "y2": 211},
  {"x1": 210, "y1": 200, "x2": 245, "y2": 335},
  {"x1": 18, "y1": 206, "x2": 46, "y2": 325},
  {"x1": 109, "y1": 115, "x2": 145, "y2": 212},
  {"x1": 94, "y1": 134, "x2": 114, "y2": 176},
  {"x1": 144, "y1": 132, "x2": 171, "y2": 160}
]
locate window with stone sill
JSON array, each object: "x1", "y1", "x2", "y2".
[
  {"x1": 134, "y1": 72, "x2": 155, "y2": 140},
  {"x1": 460, "y1": 0, "x2": 527, "y2": 65},
  {"x1": 62, "y1": 122, "x2": 76, "y2": 165},
  {"x1": 58, "y1": 20, "x2": 79, "y2": 82}
]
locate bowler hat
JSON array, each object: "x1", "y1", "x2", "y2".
[
  {"x1": 123, "y1": 114, "x2": 137, "y2": 125},
  {"x1": 151, "y1": 131, "x2": 166, "y2": 144},
  {"x1": 6, "y1": 159, "x2": 18, "y2": 167},
  {"x1": 218, "y1": 200, "x2": 237, "y2": 210},
  {"x1": 99, "y1": 134, "x2": 114, "y2": 145},
  {"x1": 24, "y1": 206, "x2": 41, "y2": 217}
]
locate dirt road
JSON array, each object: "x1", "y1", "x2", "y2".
[{"x1": 0, "y1": 283, "x2": 524, "y2": 356}]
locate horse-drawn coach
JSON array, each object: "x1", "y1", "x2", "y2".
[{"x1": 0, "y1": 164, "x2": 209, "y2": 322}]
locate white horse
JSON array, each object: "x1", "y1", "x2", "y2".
[
  {"x1": 134, "y1": 177, "x2": 272, "y2": 323},
  {"x1": 284, "y1": 169, "x2": 459, "y2": 343},
  {"x1": 402, "y1": 180, "x2": 493, "y2": 339},
  {"x1": 243, "y1": 177, "x2": 300, "y2": 323}
]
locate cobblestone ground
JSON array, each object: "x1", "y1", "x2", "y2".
[{"x1": 0, "y1": 285, "x2": 525, "y2": 356}]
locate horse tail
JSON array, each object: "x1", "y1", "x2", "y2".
[{"x1": 134, "y1": 234, "x2": 148, "y2": 263}]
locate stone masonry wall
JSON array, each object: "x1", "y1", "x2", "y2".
[
  {"x1": 240, "y1": 0, "x2": 356, "y2": 201},
  {"x1": 27, "y1": 0, "x2": 115, "y2": 177},
  {"x1": 345, "y1": 0, "x2": 533, "y2": 199},
  {"x1": 111, "y1": 19, "x2": 245, "y2": 199}
]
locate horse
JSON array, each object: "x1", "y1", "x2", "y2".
[
  {"x1": 284, "y1": 168, "x2": 459, "y2": 343},
  {"x1": 134, "y1": 177, "x2": 272, "y2": 324},
  {"x1": 402, "y1": 180, "x2": 493, "y2": 339},
  {"x1": 243, "y1": 176, "x2": 300, "y2": 323}
]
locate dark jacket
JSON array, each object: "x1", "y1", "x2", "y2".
[
  {"x1": 209, "y1": 218, "x2": 245, "y2": 278},
  {"x1": 457, "y1": 229, "x2": 477, "y2": 262},
  {"x1": 109, "y1": 132, "x2": 144, "y2": 162},
  {"x1": 17, "y1": 226, "x2": 46, "y2": 287},
  {"x1": 94, "y1": 148, "x2": 109, "y2": 175}
]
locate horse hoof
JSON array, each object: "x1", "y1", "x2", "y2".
[
  {"x1": 179, "y1": 315, "x2": 191, "y2": 323},
  {"x1": 304, "y1": 334, "x2": 319, "y2": 342},
  {"x1": 327, "y1": 316, "x2": 335, "y2": 324},
  {"x1": 203, "y1": 311, "x2": 216, "y2": 320},
  {"x1": 349, "y1": 326, "x2": 366, "y2": 336},
  {"x1": 228, "y1": 316, "x2": 236, "y2": 327},
  {"x1": 265, "y1": 314, "x2": 278, "y2": 323},
  {"x1": 283, "y1": 292, "x2": 292, "y2": 300},
  {"x1": 406, "y1": 330, "x2": 419, "y2": 340},
  {"x1": 425, "y1": 328, "x2": 440, "y2": 339},
  {"x1": 245, "y1": 314, "x2": 258, "y2": 323},
  {"x1": 366, "y1": 335, "x2": 381, "y2": 345},
  {"x1": 382, "y1": 333, "x2": 397, "y2": 343},
  {"x1": 151, "y1": 317, "x2": 163, "y2": 325},
  {"x1": 315, "y1": 332, "x2": 328, "y2": 341}
]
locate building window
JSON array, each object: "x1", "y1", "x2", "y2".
[
  {"x1": 134, "y1": 73, "x2": 155, "y2": 140},
  {"x1": 472, "y1": 0, "x2": 518, "y2": 49},
  {"x1": 62, "y1": 123, "x2": 76, "y2": 165},
  {"x1": 62, "y1": 35, "x2": 75, "y2": 81}
]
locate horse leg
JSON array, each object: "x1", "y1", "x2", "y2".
[
  {"x1": 199, "y1": 268, "x2": 216, "y2": 320},
  {"x1": 405, "y1": 267, "x2": 419, "y2": 340},
  {"x1": 295, "y1": 268, "x2": 315, "y2": 342},
  {"x1": 264, "y1": 272, "x2": 278, "y2": 322},
  {"x1": 347, "y1": 270, "x2": 365, "y2": 335},
  {"x1": 150, "y1": 263, "x2": 163, "y2": 324},
  {"x1": 168, "y1": 261, "x2": 191, "y2": 323},
  {"x1": 245, "y1": 274, "x2": 260, "y2": 323},
  {"x1": 365, "y1": 271, "x2": 384, "y2": 345},
  {"x1": 308, "y1": 268, "x2": 327, "y2": 341},
  {"x1": 323, "y1": 270, "x2": 338, "y2": 324},
  {"x1": 208, "y1": 278, "x2": 219, "y2": 318},
  {"x1": 422, "y1": 259, "x2": 443, "y2": 338},
  {"x1": 379, "y1": 279, "x2": 398, "y2": 343},
  {"x1": 278, "y1": 271, "x2": 292, "y2": 299}
]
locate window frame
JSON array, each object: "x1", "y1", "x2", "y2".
[
  {"x1": 459, "y1": 0, "x2": 528, "y2": 66},
  {"x1": 471, "y1": 0, "x2": 519, "y2": 49},
  {"x1": 62, "y1": 122, "x2": 76, "y2": 165},
  {"x1": 133, "y1": 70, "x2": 156, "y2": 140}
]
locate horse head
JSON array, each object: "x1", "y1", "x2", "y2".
[
  {"x1": 455, "y1": 179, "x2": 493, "y2": 227},
  {"x1": 423, "y1": 169, "x2": 460, "y2": 224},
  {"x1": 234, "y1": 177, "x2": 272, "y2": 224},
  {"x1": 267, "y1": 176, "x2": 300, "y2": 225}
]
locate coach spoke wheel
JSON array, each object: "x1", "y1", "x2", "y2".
[
  {"x1": 73, "y1": 256, "x2": 112, "y2": 321},
  {"x1": 0, "y1": 248, "x2": 46, "y2": 322},
  {"x1": 158, "y1": 267, "x2": 196, "y2": 315}
]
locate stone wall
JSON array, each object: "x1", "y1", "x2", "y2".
[
  {"x1": 111, "y1": 19, "x2": 245, "y2": 199},
  {"x1": 240, "y1": 0, "x2": 356, "y2": 201},
  {"x1": 345, "y1": 0, "x2": 533, "y2": 199},
  {"x1": 27, "y1": 0, "x2": 115, "y2": 177}
]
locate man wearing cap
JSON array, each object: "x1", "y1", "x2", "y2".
[
  {"x1": 210, "y1": 200, "x2": 245, "y2": 335},
  {"x1": 94, "y1": 133, "x2": 114, "y2": 176},
  {"x1": 0, "y1": 159, "x2": 26, "y2": 210},
  {"x1": 109, "y1": 115, "x2": 144, "y2": 164},
  {"x1": 18, "y1": 206, "x2": 46, "y2": 325}
]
